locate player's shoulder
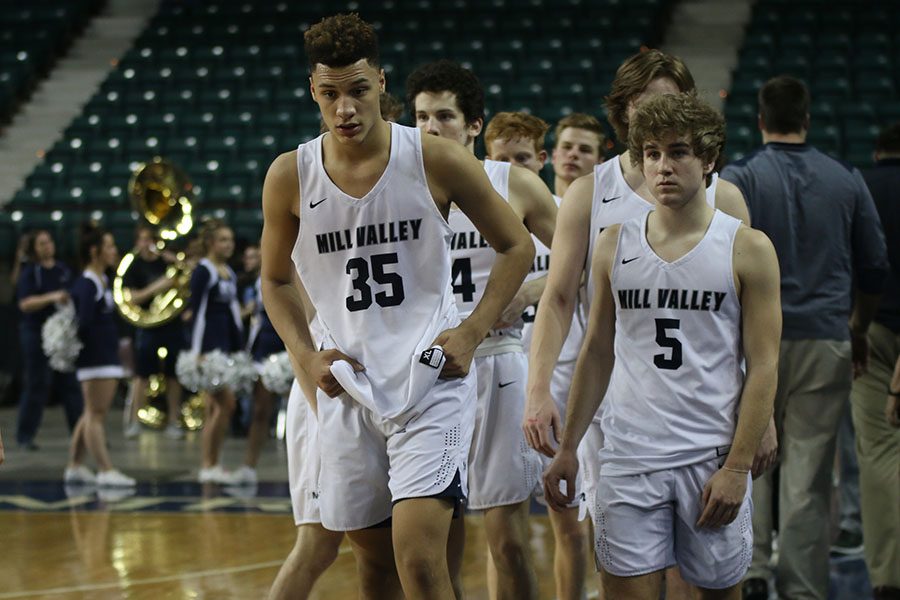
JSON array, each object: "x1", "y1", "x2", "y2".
[
  {"x1": 263, "y1": 150, "x2": 301, "y2": 204},
  {"x1": 266, "y1": 149, "x2": 299, "y2": 182},
  {"x1": 597, "y1": 222, "x2": 622, "y2": 246},
  {"x1": 557, "y1": 172, "x2": 596, "y2": 223},
  {"x1": 590, "y1": 223, "x2": 622, "y2": 270},
  {"x1": 563, "y1": 171, "x2": 596, "y2": 202},
  {"x1": 507, "y1": 162, "x2": 551, "y2": 197},
  {"x1": 714, "y1": 177, "x2": 742, "y2": 202},
  {"x1": 734, "y1": 224, "x2": 775, "y2": 260},
  {"x1": 714, "y1": 178, "x2": 750, "y2": 224},
  {"x1": 420, "y1": 131, "x2": 470, "y2": 168}
]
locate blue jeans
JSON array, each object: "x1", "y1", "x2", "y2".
[{"x1": 16, "y1": 323, "x2": 84, "y2": 445}]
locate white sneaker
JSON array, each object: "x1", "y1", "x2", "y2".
[
  {"x1": 198, "y1": 465, "x2": 221, "y2": 483},
  {"x1": 124, "y1": 422, "x2": 142, "y2": 439},
  {"x1": 97, "y1": 487, "x2": 137, "y2": 502},
  {"x1": 64, "y1": 465, "x2": 97, "y2": 484},
  {"x1": 231, "y1": 466, "x2": 258, "y2": 486},
  {"x1": 198, "y1": 465, "x2": 241, "y2": 485},
  {"x1": 163, "y1": 424, "x2": 185, "y2": 440},
  {"x1": 97, "y1": 469, "x2": 136, "y2": 487}
]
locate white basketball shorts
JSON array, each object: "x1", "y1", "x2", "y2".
[
  {"x1": 592, "y1": 457, "x2": 753, "y2": 588},
  {"x1": 286, "y1": 380, "x2": 322, "y2": 526},
  {"x1": 315, "y1": 359, "x2": 477, "y2": 531},
  {"x1": 467, "y1": 351, "x2": 542, "y2": 510}
]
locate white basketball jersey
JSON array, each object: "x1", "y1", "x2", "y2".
[
  {"x1": 583, "y1": 156, "x2": 719, "y2": 324},
  {"x1": 448, "y1": 159, "x2": 523, "y2": 356},
  {"x1": 574, "y1": 158, "x2": 720, "y2": 421},
  {"x1": 599, "y1": 209, "x2": 743, "y2": 476},
  {"x1": 521, "y1": 194, "x2": 560, "y2": 352},
  {"x1": 293, "y1": 123, "x2": 458, "y2": 418}
]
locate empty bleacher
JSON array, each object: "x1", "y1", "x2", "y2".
[
  {"x1": 2, "y1": 0, "x2": 674, "y2": 261},
  {"x1": 724, "y1": 0, "x2": 900, "y2": 165}
]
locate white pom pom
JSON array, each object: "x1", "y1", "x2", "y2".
[
  {"x1": 178, "y1": 350, "x2": 259, "y2": 394},
  {"x1": 200, "y1": 350, "x2": 231, "y2": 391},
  {"x1": 259, "y1": 352, "x2": 293, "y2": 395},
  {"x1": 41, "y1": 304, "x2": 83, "y2": 372},
  {"x1": 226, "y1": 351, "x2": 258, "y2": 396},
  {"x1": 176, "y1": 352, "x2": 203, "y2": 392}
]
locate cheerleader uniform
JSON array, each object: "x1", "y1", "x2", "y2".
[
  {"x1": 71, "y1": 270, "x2": 125, "y2": 382},
  {"x1": 187, "y1": 258, "x2": 243, "y2": 355},
  {"x1": 246, "y1": 278, "x2": 285, "y2": 372},
  {"x1": 16, "y1": 260, "x2": 83, "y2": 445}
]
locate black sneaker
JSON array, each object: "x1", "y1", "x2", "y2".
[
  {"x1": 17, "y1": 441, "x2": 39, "y2": 451},
  {"x1": 831, "y1": 529, "x2": 864, "y2": 555},
  {"x1": 742, "y1": 577, "x2": 769, "y2": 600}
]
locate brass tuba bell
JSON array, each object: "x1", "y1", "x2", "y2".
[
  {"x1": 113, "y1": 158, "x2": 195, "y2": 327},
  {"x1": 114, "y1": 158, "x2": 199, "y2": 431}
]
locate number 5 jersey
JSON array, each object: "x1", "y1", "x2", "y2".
[
  {"x1": 292, "y1": 123, "x2": 460, "y2": 420},
  {"x1": 600, "y1": 209, "x2": 744, "y2": 476}
]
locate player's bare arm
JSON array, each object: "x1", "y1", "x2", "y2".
[
  {"x1": 716, "y1": 176, "x2": 780, "y2": 476},
  {"x1": 543, "y1": 225, "x2": 618, "y2": 510},
  {"x1": 524, "y1": 173, "x2": 594, "y2": 456},
  {"x1": 697, "y1": 226, "x2": 781, "y2": 529},
  {"x1": 422, "y1": 133, "x2": 535, "y2": 378},
  {"x1": 714, "y1": 178, "x2": 751, "y2": 225},
  {"x1": 261, "y1": 151, "x2": 362, "y2": 399},
  {"x1": 494, "y1": 165, "x2": 558, "y2": 327},
  {"x1": 717, "y1": 175, "x2": 783, "y2": 481}
]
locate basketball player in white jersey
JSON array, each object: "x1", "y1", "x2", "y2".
[
  {"x1": 485, "y1": 110, "x2": 603, "y2": 600},
  {"x1": 524, "y1": 48, "x2": 773, "y2": 488},
  {"x1": 550, "y1": 113, "x2": 607, "y2": 197},
  {"x1": 544, "y1": 92, "x2": 781, "y2": 599},
  {"x1": 261, "y1": 15, "x2": 534, "y2": 600},
  {"x1": 407, "y1": 61, "x2": 557, "y2": 600},
  {"x1": 482, "y1": 111, "x2": 558, "y2": 350},
  {"x1": 524, "y1": 51, "x2": 771, "y2": 599}
]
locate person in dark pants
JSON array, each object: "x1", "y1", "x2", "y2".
[
  {"x1": 122, "y1": 224, "x2": 184, "y2": 440},
  {"x1": 722, "y1": 76, "x2": 890, "y2": 600},
  {"x1": 15, "y1": 229, "x2": 83, "y2": 449},
  {"x1": 855, "y1": 123, "x2": 900, "y2": 599}
]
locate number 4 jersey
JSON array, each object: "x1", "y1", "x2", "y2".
[
  {"x1": 448, "y1": 159, "x2": 524, "y2": 357},
  {"x1": 600, "y1": 209, "x2": 744, "y2": 476},
  {"x1": 292, "y1": 123, "x2": 459, "y2": 419}
]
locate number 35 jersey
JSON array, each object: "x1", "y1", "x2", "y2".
[
  {"x1": 292, "y1": 123, "x2": 458, "y2": 418},
  {"x1": 599, "y1": 209, "x2": 744, "y2": 476}
]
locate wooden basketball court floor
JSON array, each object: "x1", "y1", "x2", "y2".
[
  {"x1": 0, "y1": 509, "x2": 603, "y2": 599},
  {"x1": 0, "y1": 408, "x2": 604, "y2": 599},
  {"x1": 0, "y1": 408, "x2": 873, "y2": 599}
]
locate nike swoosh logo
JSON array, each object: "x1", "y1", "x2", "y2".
[
  {"x1": 309, "y1": 198, "x2": 327, "y2": 208},
  {"x1": 621, "y1": 257, "x2": 640, "y2": 264},
  {"x1": 601, "y1": 196, "x2": 620, "y2": 203},
  {"x1": 498, "y1": 381, "x2": 515, "y2": 388}
]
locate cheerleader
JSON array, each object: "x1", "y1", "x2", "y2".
[
  {"x1": 15, "y1": 229, "x2": 83, "y2": 449},
  {"x1": 65, "y1": 223, "x2": 135, "y2": 487},
  {"x1": 183, "y1": 219, "x2": 243, "y2": 484},
  {"x1": 234, "y1": 276, "x2": 285, "y2": 484}
]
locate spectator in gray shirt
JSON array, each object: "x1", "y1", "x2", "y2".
[{"x1": 721, "y1": 75, "x2": 889, "y2": 600}]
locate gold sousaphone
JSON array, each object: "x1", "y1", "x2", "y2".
[
  {"x1": 113, "y1": 158, "x2": 202, "y2": 430},
  {"x1": 113, "y1": 157, "x2": 194, "y2": 327}
]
